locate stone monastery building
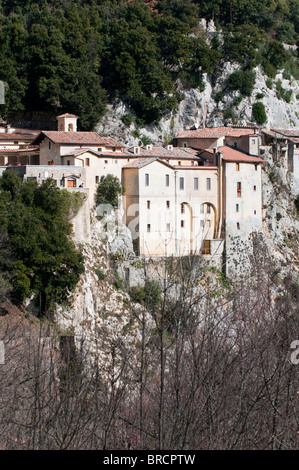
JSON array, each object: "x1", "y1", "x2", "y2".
[{"x1": 0, "y1": 113, "x2": 298, "y2": 261}]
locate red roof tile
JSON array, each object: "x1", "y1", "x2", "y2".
[
  {"x1": 176, "y1": 127, "x2": 232, "y2": 139},
  {"x1": 128, "y1": 146, "x2": 200, "y2": 160},
  {"x1": 219, "y1": 146, "x2": 264, "y2": 163},
  {"x1": 32, "y1": 131, "x2": 124, "y2": 147}
]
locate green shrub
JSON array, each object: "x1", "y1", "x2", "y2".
[
  {"x1": 121, "y1": 114, "x2": 134, "y2": 126},
  {"x1": 95, "y1": 269, "x2": 105, "y2": 281},
  {"x1": 95, "y1": 174, "x2": 124, "y2": 208},
  {"x1": 256, "y1": 93, "x2": 264, "y2": 100},
  {"x1": 229, "y1": 69, "x2": 256, "y2": 97},
  {"x1": 129, "y1": 280, "x2": 162, "y2": 307},
  {"x1": 266, "y1": 78, "x2": 273, "y2": 89},
  {"x1": 215, "y1": 91, "x2": 224, "y2": 103},
  {"x1": 252, "y1": 102, "x2": 267, "y2": 124}
]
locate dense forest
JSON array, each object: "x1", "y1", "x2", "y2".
[{"x1": 0, "y1": 0, "x2": 298, "y2": 129}]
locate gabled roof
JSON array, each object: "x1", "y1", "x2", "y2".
[
  {"x1": 270, "y1": 128, "x2": 299, "y2": 138},
  {"x1": 31, "y1": 131, "x2": 124, "y2": 147},
  {"x1": 176, "y1": 127, "x2": 232, "y2": 139},
  {"x1": 219, "y1": 146, "x2": 264, "y2": 163},
  {"x1": 226, "y1": 129, "x2": 258, "y2": 137},
  {"x1": 56, "y1": 113, "x2": 78, "y2": 119},
  {"x1": 127, "y1": 146, "x2": 201, "y2": 160},
  {"x1": 123, "y1": 157, "x2": 174, "y2": 169}
]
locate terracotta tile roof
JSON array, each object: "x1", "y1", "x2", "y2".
[
  {"x1": 226, "y1": 129, "x2": 258, "y2": 137},
  {"x1": 62, "y1": 148, "x2": 132, "y2": 158},
  {"x1": 219, "y1": 146, "x2": 264, "y2": 163},
  {"x1": 128, "y1": 146, "x2": 201, "y2": 160},
  {"x1": 271, "y1": 128, "x2": 299, "y2": 138},
  {"x1": 0, "y1": 147, "x2": 38, "y2": 153},
  {"x1": 123, "y1": 157, "x2": 174, "y2": 169},
  {"x1": 32, "y1": 131, "x2": 124, "y2": 147},
  {"x1": 176, "y1": 127, "x2": 232, "y2": 139},
  {"x1": 0, "y1": 133, "x2": 37, "y2": 141}
]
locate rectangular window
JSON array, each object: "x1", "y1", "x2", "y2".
[
  {"x1": 206, "y1": 178, "x2": 211, "y2": 190},
  {"x1": 202, "y1": 240, "x2": 211, "y2": 255},
  {"x1": 236, "y1": 163, "x2": 240, "y2": 171},
  {"x1": 181, "y1": 204, "x2": 185, "y2": 214},
  {"x1": 194, "y1": 177, "x2": 199, "y2": 190},
  {"x1": 206, "y1": 220, "x2": 211, "y2": 228},
  {"x1": 67, "y1": 160, "x2": 70, "y2": 166},
  {"x1": 178, "y1": 161, "x2": 181, "y2": 166},
  {"x1": 95, "y1": 176, "x2": 99, "y2": 184},
  {"x1": 207, "y1": 204, "x2": 211, "y2": 214},
  {"x1": 181, "y1": 220, "x2": 184, "y2": 228},
  {"x1": 255, "y1": 164, "x2": 258, "y2": 171},
  {"x1": 253, "y1": 185, "x2": 256, "y2": 191},
  {"x1": 147, "y1": 224, "x2": 151, "y2": 232},
  {"x1": 166, "y1": 174, "x2": 169, "y2": 187},
  {"x1": 86, "y1": 158, "x2": 90, "y2": 167},
  {"x1": 104, "y1": 160, "x2": 108, "y2": 165},
  {"x1": 237, "y1": 182, "x2": 241, "y2": 197},
  {"x1": 237, "y1": 222, "x2": 240, "y2": 230},
  {"x1": 147, "y1": 200, "x2": 150, "y2": 209},
  {"x1": 166, "y1": 201, "x2": 170, "y2": 209},
  {"x1": 236, "y1": 204, "x2": 239, "y2": 212},
  {"x1": 179, "y1": 177, "x2": 184, "y2": 190},
  {"x1": 166, "y1": 223, "x2": 171, "y2": 232},
  {"x1": 145, "y1": 173, "x2": 149, "y2": 186}
]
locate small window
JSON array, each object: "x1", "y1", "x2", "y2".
[
  {"x1": 253, "y1": 185, "x2": 256, "y2": 191},
  {"x1": 200, "y1": 205, "x2": 204, "y2": 214},
  {"x1": 207, "y1": 204, "x2": 211, "y2": 214},
  {"x1": 202, "y1": 240, "x2": 211, "y2": 255},
  {"x1": 115, "y1": 160, "x2": 118, "y2": 164},
  {"x1": 181, "y1": 220, "x2": 184, "y2": 228},
  {"x1": 179, "y1": 177, "x2": 184, "y2": 190},
  {"x1": 178, "y1": 161, "x2": 181, "y2": 166},
  {"x1": 181, "y1": 203, "x2": 185, "y2": 214},
  {"x1": 147, "y1": 224, "x2": 151, "y2": 232},
  {"x1": 237, "y1": 222, "x2": 240, "y2": 230},
  {"x1": 236, "y1": 163, "x2": 240, "y2": 171},
  {"x1": 237, "y1": 182, "x2": 241, "y2": 197},
  {"x1": 95, "y1": 176, "x2": 99, "y2": 184},
  {"x1": 166, "y1": 223, "x2": 171, "y2": 232},
  {"x1": 194, "y1": 177, "x2": 198, "y2": 190},
  {"x1": 236, "y1": 204, "x2": 239, "y2": 212},
  {"x1": 67, "y1": 160, "x2": 70, "y2": 166},
  {"x1": 166, "y1": 201, "x2": 170, "y2": 209},
  {"x1": 86, "y1": 158, "x2": 90, "y2": 167},
  {"x1": 166, "y1": 174, "x2": 170, "y2": 187},
  {"x1": 104, "y1": 160, "x2": 108, "y2": 165},
  {"x1": 206, "y1": 220, "x2": 211, "y2": 228},
  {"x1": 252, "y1": 139, "x2": 256, "y2": 145},
  {"x1": 255, "y1": 164, "x2": 258, "y2": 171},
  {"x1": 254, "y1": 210, "x2": 257, "y2": 215},
  {"x1": 183, "y1": 142, "x2": 187, "y2": 148},
  {"x1": 145, "y1": 174, "x2": 149, "y2": 186},
  {"x1": 206, "y1": 178, "x2": 211, "y2": 190},
  {"x1": 147, "y1": 200, "x2": 150, "y2": 209}
]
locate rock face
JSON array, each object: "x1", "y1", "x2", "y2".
[{"x1": 96, "y1": 61, "x2": 299, "y2": 147}]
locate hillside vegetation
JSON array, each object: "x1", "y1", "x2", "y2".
[{"x1": 0, "y1": 0, "x2": 298, "y2": 129}]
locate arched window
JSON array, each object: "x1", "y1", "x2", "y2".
[{"x1": 68, "y1": 123, "x2": 74, "y2": 132}]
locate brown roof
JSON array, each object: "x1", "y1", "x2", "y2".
[
  {"x1": 128, "y1": 146, "x2": 201, "y2": 160},
  {"x1": 0, "y1": 147, "x2": 38, "y2": 153},
  {"x1": 176, "y1": 127, "x2": 232, "y2": 139},
  {"x1": 0, "y1": 133, "x2": 37, "y2": 141},
  {"x1": 219, "y1": 146, "x2": 264, "y2": 163},
  {"x1": 226, "y1": 129, "x2": 258, "y2": 137},
  {"x1": 271, "y1": 128, "x2": 299, "y2": 138},
  {"x1": 32, "y1": 131, "x2": 124, "y2": 147},
  {"x1": 123, "y1": 157, "x2": 174, "y2": 169}
]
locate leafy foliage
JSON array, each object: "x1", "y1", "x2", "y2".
[
  {"x1": 95, "y1": 174, "x2": 124, "y2": 208},
  {"x1": 0, "y1": 171, "x2": 84, "y2": 312},
  {"x1": 252, "y1": 102, "x2": 267, "y2": 124},
  {"x1": 0, "y1": 0, "x2": 298, "y2": 126}
]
